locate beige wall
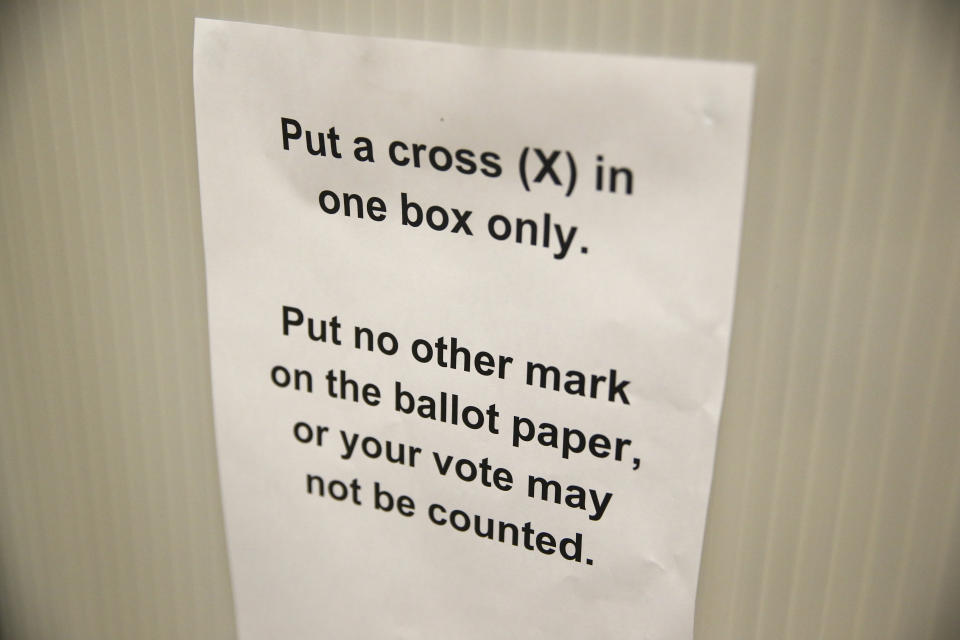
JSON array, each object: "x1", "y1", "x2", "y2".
[{"x1": 1, "y1": 1, "x2": 958, "y2": 638}]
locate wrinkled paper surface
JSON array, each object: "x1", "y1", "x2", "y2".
[{"x1": 194, "y1": 18, "x2": 753, "y2": 640}]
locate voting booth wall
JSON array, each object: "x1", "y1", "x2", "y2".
[{"x1": 1, "y1": 1, "x2": 958, "y2": 639}]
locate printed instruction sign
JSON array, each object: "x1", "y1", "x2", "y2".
[{"x1": 194, "y1": 18, "x2": 754, "y2": 640}]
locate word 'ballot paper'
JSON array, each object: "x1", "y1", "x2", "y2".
[{"x1": 193, "y1": 18, "x2": 754, "y2": 640}]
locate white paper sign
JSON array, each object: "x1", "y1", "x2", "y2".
[{"x1": 194, "y1": 18, "x2": 753, "y2": 640}]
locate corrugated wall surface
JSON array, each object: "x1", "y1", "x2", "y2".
[{"x1": 1, "y1": 1, "x2": 957, "y2": 638}]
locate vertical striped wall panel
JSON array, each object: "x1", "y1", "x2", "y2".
[{"x1": 1, "y1": 1, "x2": 957, "y2": 638}]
